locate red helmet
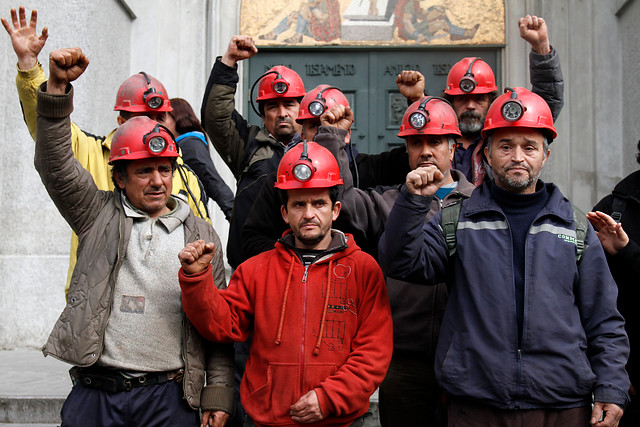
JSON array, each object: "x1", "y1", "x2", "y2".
[
  {"x1": 398, "y1": 96, "x2": 461, "y2": 138},
  {"x1": 445, "y1": 57, "x2": 498, "y2": 96},
  {"x1": 481, "y1": 87, "x2": 557, "y2": 140},
  {"x1": 114, "y1": 72, "x2": 172, "y2": 113},
  {"x1": 109, "y1": 116, "x2": 180, "y2": 164},
  {"x1": 297, "y1": 85, "x2": 350, "y2": 123},
  {"x1": 255, "y1": 65, "x2": 305, "y2": 101},
  {"x1": 274, "y1": 141, "x2": 343, "y2": 190}
]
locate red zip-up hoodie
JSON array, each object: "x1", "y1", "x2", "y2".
[{"x1": 180, "y1": 230, "x2": 393, "y2": 426}]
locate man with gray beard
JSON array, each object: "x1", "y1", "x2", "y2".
[
  {"x1": 397, "y1": 15, "x2": 564, "y2": 187},
  {"x1": 379, "y1": 87, "x2": 630, "y2": 427}
]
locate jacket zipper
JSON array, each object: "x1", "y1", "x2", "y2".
[
  {"x1": 515, "y1": 349, "x2": 522, "y2": 409},
  {"x1": 300, "y1": 264, "x2": 310, "y2": 395},
  {"x1": 505, "y1": 216, "x2": 522, "y2": 409},
  {"x1": 515, "y1": 218, "x2": 536, "y2": 409}
]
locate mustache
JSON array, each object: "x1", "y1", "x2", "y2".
[
  {"x1": 505, "y1": 163, "x2": 532, "y2": 172},
  {"x1": 300, "y1": 219, "x2": 320, "y2": 227},
  {"x1": 275, "y1": 117, "x2": 294, "y2": 126},
  {"x1": 459, "y1": 111, "x2": 482, "y2": 121}
]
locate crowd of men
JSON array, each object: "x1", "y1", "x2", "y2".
[{"x1": 3, "y1": 5, "x2": 638, "y2": 427}]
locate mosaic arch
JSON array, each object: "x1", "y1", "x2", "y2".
[{"x1": 241, "y1": 0, "x2": 505, "y2": 46}]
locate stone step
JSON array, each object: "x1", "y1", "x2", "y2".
[{"x1": 0, "y1": 350, "x2": 68, "y2": 424}]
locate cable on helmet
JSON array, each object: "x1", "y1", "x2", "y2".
[
  {"x1": 139, "y1": 71, "x2": 164, "y2": 110},
  {"x1": 500, "y1": 87, "x2": 526, "y2": 122},
  {"x1": 250, "y1": 70, "x2": 289, "y2": 116},
  {"x1": 458, "y1": 57, "x2": 481, "y2": 94}
]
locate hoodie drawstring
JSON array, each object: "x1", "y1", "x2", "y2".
[
  {"x1": 313, "y1": 260, "x2": 332, "y2": 356},
  {"x1": 275, "y1": 256, "x2": 295, "y2": 346}
]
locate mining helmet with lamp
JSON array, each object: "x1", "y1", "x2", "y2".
[
  {"x1": 114, "y1": 72, "x2": 172, "y2": 113},
  {"x1": 398, "y1": 96, "x2": 461, "y2": 138},
  {"x1": 481, "y1": 87, "x2": 557, "y2": 140},
  {"x1": 458, "y1": 57, "x2": 481, "y2": 93},
  {"x1": 250, "y1": 65, "x2": 305, "y2": 115},
  {"x1": 274, "y1": 140, "x2": 343, "y2": 190},
  {"x1": 296, "y1": 85, "x2": 350, "y2": 123},
  {"x1": 109, "y1": 116, "x2": 179, "y2": 164},
  {"x1": 445, "y1": 57, "x2": 498, "y2": 96}
]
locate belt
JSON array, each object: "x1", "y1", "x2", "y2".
[{"x1": 70, "y1": 366, "x2": 184, "y2": 393}]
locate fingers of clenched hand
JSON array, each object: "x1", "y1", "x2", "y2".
[
  {"x1": 178, "y1": 240, "x2": 207, "y2": 265},
  {"x1": 396, "y1": 70, "x2": 423, "y2": 87},
  {"x1": 50, "y1": 47, "x2": 85, "y2": 68},
  {"x1": 406, "y1": 165, "x2": 444, "y2": 193},
  {"x1": 320, "y1": 105, "x2": 353, "y2": 130},
  {"x1": 231, "y1": 35, "x2": 258, "y2": 55}
]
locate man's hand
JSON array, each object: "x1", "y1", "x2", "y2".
[
  {"x1": 179, "y1": 240, "x2": 216, "y2": 276},
  {"x1": 290, "y1": 390, "x2": 324, "y2": 423},
  {"x1": 201, "y1": 410, "x2": 230, "y2": 427},
  {"x1": 591, "y1": 401, "x2": 623, "y2": 427},
  {"x1": 221, "y1": 35, "x2": 258, "y2": 67},
  {"x1": 406, "y1": 165, "x2": 444, "y2": 197},
  {"x1": 1, "y1": 6, "x2": 48, "y2": 70},
  {"x1": 47, "y1": 47, "x2": 89, "y2": 94},
  {"x1": 320, "y1": 104, "x2": 354, "y2": 131},
  {"x1": 396, "y1": 70, "x2": 425, "y2": 103},
  {"x1": 518, "y1": 15, "x2": 551, "y2": 55},
  {"x1": 587, "y1": 211, "x2": 630, "y2": 255}
]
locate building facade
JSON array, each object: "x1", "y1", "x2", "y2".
[{"x1": 0, "y1": 0, "x2": 637, "y2": 348}]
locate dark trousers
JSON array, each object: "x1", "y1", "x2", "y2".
[
  {"x1": 60, "y1": 380, "x2": 199, "y2": 427},
  {"x1": 447, "y1": 399, "x2": 591, "y2": 427},
  {"x1": 378, "y1": 351, "x2": 445, "y2": 427}
]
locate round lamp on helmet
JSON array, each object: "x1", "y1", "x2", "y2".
[
  {"x1": 445, "y1": 57, "x2": 498, "y2": 96},
  {"x1": 398, "y1": 96, "x2": 461, "y2": 138},
  {"x1": 109, "y1": 116, "x2": 179, "y2": 164},
  {"x1": 275, "y1": 141, "x2": 343, "y2": 190},
  {"x1": 481, "y1": 87, "x2": 557, "y2": 140},
  {"x1": 114, "y1": 72, "x2": 172, "y2": 113}
]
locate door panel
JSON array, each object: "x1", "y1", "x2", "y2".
[{"x1": 246, "y1": 48, "x2": 500, "y2": 154}]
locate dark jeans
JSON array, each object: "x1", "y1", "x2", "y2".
[
  {"x1": 60, "y1": 380, "x2": 199, "y2": 427},
  {"x1": 447, "y1": 399, "x2": 591, "y2": 427},
  {"x1": 379, "y1": 350, "x2": 445, "y2": 427}
]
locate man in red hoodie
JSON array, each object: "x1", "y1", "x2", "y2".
[{"x1": 178, "y1": 137, "x2": 393, "y2": 427}]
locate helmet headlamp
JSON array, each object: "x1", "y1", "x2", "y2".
[
  {"x1": 143, "y1": 123, "x2": 170, "y2": 155},
  {"x1": 409, "y1": 112, "x2": 427, "y2": 129},
  {"x1": 308, "y1": 86, "x2": 341, "y2": 118},
  {"x1": 308, "y1": 101, "x2": 325, "y2": 117},
  {"x1": 293, "y1": 162, "x2": 313, "y2": 181},
  {"x1": 409, "y1": 97, "x2": 435, "y2": 130},
  {"x1": 139, "y1": 71, "x2": 164, "y2": 110},
  {"x1": 250, "y1": 69, "x2": 296, "y2": 116},
  {"x1": 458, "y1": 57, "x2": 481, "y2": 94},
  {"x1": 292, "y1": 140, "x2": 315, "y2": 182},
  {"x1": 501, "y1": 88, "x2": 525, "y2": 122},
  {"x1": 272, "y1": 79, "x2": 289, "y2": 95}
]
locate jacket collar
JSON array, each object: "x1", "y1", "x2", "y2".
[
  {"x1": 447, "y1": 169, "x2": 476, "y2": 200},
  {"x1": 277, "y1": 229, "x2": 354, "y2": 264},
  {"x1": 120, "y1": 193, "x2": 190, "y2": 233},
  {"x1": 464, "y1": 180, "x2": 574, "y2": 224},
  {"x1": 257, "y1": 126, "x2": 287, "y2": 149}
]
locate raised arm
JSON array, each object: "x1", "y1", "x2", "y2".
[
  {"x1": 34, "y1": 48, "x2": 105, "y2": 235},
  {"x1": 201, "y1": 36, "x2": 260, "y2": 179},
  {"x1": 519, "y1": 15, "x2": 564, "y2": 121},
  {"x1": 3, "y1": 6, "x2": 48, "y2": 139}
]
